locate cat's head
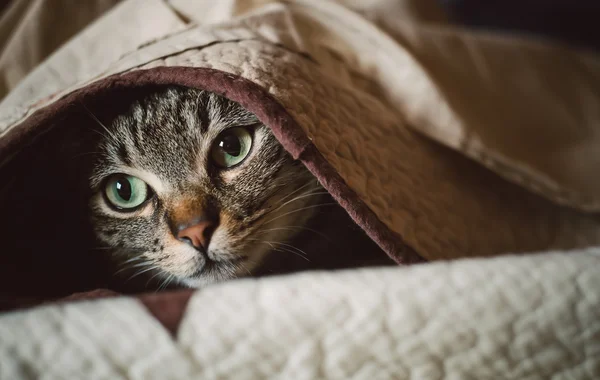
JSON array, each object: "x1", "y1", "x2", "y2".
[{"x1": 88, "y1": 87, "x2": 323, "y2": 287}]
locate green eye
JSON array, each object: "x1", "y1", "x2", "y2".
[
  {"x1": 211, "y1": 127, "x2": 253, "y2": 168},
  {"x1": 104, "y1": 174, "x2": 150, "y2": 211}
]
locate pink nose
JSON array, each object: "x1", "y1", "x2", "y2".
[{"x1": 177, "y1": 220, "x2": 215, "y2": 250}]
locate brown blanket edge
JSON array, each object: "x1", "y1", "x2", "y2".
[{"x1": 0, "y1": 66, "x2": 424, "y2": 265}]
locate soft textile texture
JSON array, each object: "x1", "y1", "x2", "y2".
[
  {"x1": 2, "y1": 0, "x2": 600, "y2": 263},
  {"x1": 1, "y1": 251, "x2": 599, "y2": 379},
  {"x1": 0, "y1": 1, "x2": 599, "y2": 378}
]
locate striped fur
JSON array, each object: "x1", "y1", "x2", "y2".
[{"x1": 88, "y1": 87, "x2": 323, "y2": 288}]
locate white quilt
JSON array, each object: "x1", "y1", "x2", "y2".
[
  {"x1": 1, "y1": 250, "x2": 599, "y2": 379},
  {"x1": 1, "y1": 1, "x2": 599, "y2": 379}
]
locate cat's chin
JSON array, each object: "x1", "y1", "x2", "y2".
[
  {"x1": 178, "y1": 277, "x2": 216, "y2": 288},
  {"x1": 173, "y1": 245, "x2": 278, "y2": 288},
  {"x1": 177, "y1": 268, "x2": 237, "y2": 288}
]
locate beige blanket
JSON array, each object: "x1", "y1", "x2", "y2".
[
  {"x1": 0, "y1": 0, "x2": 599, "y2": 378},
  {"x1": 2, "y1": 250, "x2": 599, "y2": 379},
  {"x1": 2, "y1": 0, "x2": 600, "y2": 261}
]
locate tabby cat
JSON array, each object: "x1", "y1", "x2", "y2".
[{"x1": 88, "y1": 86, "x2": 390, "y2": 290}]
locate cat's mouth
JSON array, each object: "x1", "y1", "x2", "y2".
[{"x1": 189, "y1": 252, "x2": 249, "y2": 279}]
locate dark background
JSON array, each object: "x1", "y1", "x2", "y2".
[{"x1": 440, "y1": 0, "x2": 600, "y2": 52}]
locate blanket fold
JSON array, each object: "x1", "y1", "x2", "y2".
[
  {"x1": 2, "y1": 0, "x2": 600, "y2": 266},
  {"x1": 2, "y1": 250, "x2": 599, "y2": 379},
  {"x1": 0, "y1": 1, "x2": 599, "y2": 377}
]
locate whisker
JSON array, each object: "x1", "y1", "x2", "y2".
[
  {"x1": 113, "y1": 267, "x2": 130, "y2": 276},
  {"x1": 272, "y1": 182, "x2": 315, "y2": 206},
  {"x1": 241, "y1": 187, "x2": 325, "y2": 231},
  {"x1": 223, "y1": 264, "x2": 237, "y2": 278},
  {"x1": 146, "y1": 270, "x2": 165, "y2": 287},
  {"x1": 251, "y1": 239, "x2": 310, "y2": 262},
  {"x1": 121, "y1": 256, "x2": 145, "y2": 265},
  {"x1": 272, "y1": 246, "x2": 310, "y2": 262},
  {"x1": 80, "y1": 101, "x2": 119, "y2": 142},
  {"x1": 270, "y1": 190, "x2": 329, "y2": 214},
  {"x1": 113, "y1": 260, "x2": 150, "y2": 276},
  {"x1": 129, "y1": 261, "x2": 153, "y2": 269},
  {"x1": 243, "y1": 258, "x2": 260, "y2": 273},
  {"x1": 253, "y1": 226, "x2": 333, "y2": 242},
  {"x1": 157, "y1": 274, "x2": 175, "y2": 291},
  {"x1": 168, "y1": 274, "x2": 176, "y2": 290},
  {"x1": 156, "y1": 279, "x2": 167, "y2": 292},
  {"x1": 261, "y1": 240, "x2": 276, "y2": 251},
  {"x1": 238, "y1": 261, "x2": 252, "y2": 276},
  {"x1": 261, "y1": 202, "x2": 338, "y2": 226},
  {"x1": 86, "y1": 127, "x2": 110, "y2": 140},
  {"x1": 126, "y1": 265, "x2": 160, "y2": 282},
  {"x1": 268, "y1": 241, "x2": 309, "y2": 258}
]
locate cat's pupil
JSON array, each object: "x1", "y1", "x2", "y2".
[
  {"x1": 115, "y1": 177, "x2": 132, "y2": 201},
  {"x1": 219, "y1": 134, "x2": 241, "y2": 156}
]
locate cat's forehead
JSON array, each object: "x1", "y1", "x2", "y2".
[
  {"x1": 100, "y1": 87, "x2": 259, "y2": 182},
  {"x1": 121, "y1": 87, "x2": 258, "y2": 142}
]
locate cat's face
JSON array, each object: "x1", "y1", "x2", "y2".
[{"x1": 88, "y1": 87, "x2": 322, "y2": 287}]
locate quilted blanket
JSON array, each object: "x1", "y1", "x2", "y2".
[
  {"x1": 0, "y1": 0, "x2": 599, "y2": 378},
  {"x1": 2, "y1": 250, "x2": 599, "y2": 379}
]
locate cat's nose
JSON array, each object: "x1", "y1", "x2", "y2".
[{"x1": 176, "y1": 220, "x2": 215, "y2": 251}]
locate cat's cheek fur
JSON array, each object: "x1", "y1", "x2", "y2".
[
  {"x1": 208, "y1": 224, "x2": 271, "y2": 276},
  {"x1": 149, "y1": 243, "x2": 200, "y2": 279},
  {"x1": 88, "y1": 87, "x2": 334, "y2": 289}
]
